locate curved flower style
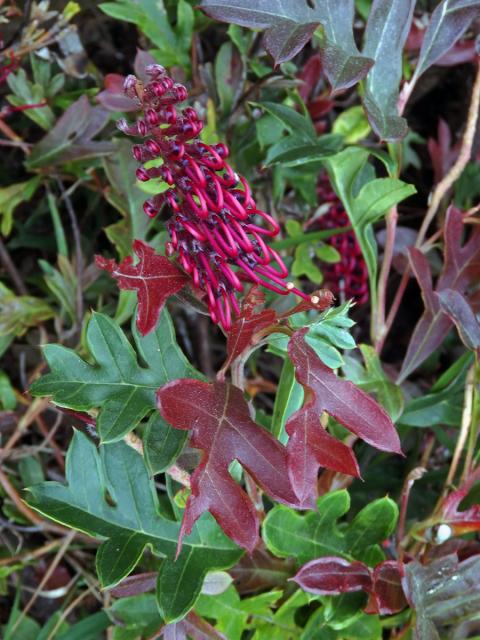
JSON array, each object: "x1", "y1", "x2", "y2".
[
  {"x1": 316, "y1": 175, "x2": 369, "y2": 305},
  {"x1": 117, "y1": 65, "x2": 309, "y2": 330}
]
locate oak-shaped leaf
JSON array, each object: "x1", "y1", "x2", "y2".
[
  {"x1": 286, "y1": 330, "x2": 401, "y2": 501},
  {"x1": 222, "y1": 288, "x2": 277, "y2": 373},
  {"x1": 26, "y1": 431, "x2": 241, "y2": 623},
  {"x1": 399, "y1": 207, "x2": 480, "y2": 381},
  {"x1": 31, "y1": 309, "x2": 200, "y2": 444},
  {"x1": 156, "y1": 379, "x2": 302, "y2": 554},
  {"x1": 200, "y1": 0, "x2": 373, "y2": 90},
  {"x1": 96, "y1": 240, "x2": 188, "y2": 336},
  {"x1": 263, "y1": 489, "x2": 398, "y2": 566},
  {"x1": 293, "y1": 557, "x2": 406, "y2": 614}
]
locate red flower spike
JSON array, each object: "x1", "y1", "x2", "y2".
[
  {"x1": 117, "y1": 67, "x2": 310, "y2": 331},
  {"x1": 315, "y1": 175, "x2": 369, "y2": 305},
  {"x1": 286, "y1": 329, "x2": 402, "y2": 501},
  {"x1": 95, "y1": 240, "x2": 188, "y2": 335},
  {"x1": 156, "y1": 379, "x2": 305, "y2": 555}
]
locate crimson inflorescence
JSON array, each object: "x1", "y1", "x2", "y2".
[
  {"x1": 117, "y1": 65, "x2": 310, "y2": 330},
  {"x1": 316, "y1": 175, "x2": 369, "y2": 305}
]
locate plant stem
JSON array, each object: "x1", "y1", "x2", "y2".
[
  {"x1": 0, "y1": 235, "x2": 28, "y2": 295},
  {"x1": 374, "y1": 206, "x2": 398, "y2": 349},
  {"x1": 462, "y1": 359, "x2": 479, "y2": 481},
  {"x1": 270, "y1": 226, "x2": 351, "y2": 250},
  {"x1": 379, "y1": 63, "x2": 480, "y2": 353},
  {"x1": 444, "y1": 365, "x2": 475, "y2": 490}
]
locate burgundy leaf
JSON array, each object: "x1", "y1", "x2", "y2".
[
  {"x1": 399, "y1": 207, "x2": 480, "y2": 381},
  {"x1": 156, "y1": 379, "x2": 302, "y2": 554},
  {"x1": 223, "y1": 288, "x2": 277, "y2": 371},
  {"x1": 109, "y1": 572, "x2": 157, "y2": 597},
  {"x1": 96, "y1": 240, "x2": 188, "y2": 335},
  {"x1": 286, "y1": 329, "x2": 401, "y2": 501},
  {"x1": 436, "y1": 289, "x2": 480, "y2": 353},
  {"x1": 368, "y1": 561, "x2": 407, "y2": 615},
  {"x1": 441, "y1": 467, "x2": 480, "y2": 536},
  {"x1": 96, "y1": 73, "x2": 139, "y2": 112},
  {"x1": 230, "y1": 546, "x2": 295, "y2": 594},
  {"x1": 292, "y1": 557, "x2": 372, "y2": 596}
]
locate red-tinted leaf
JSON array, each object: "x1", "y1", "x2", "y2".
[
  {"x1": 295, "y1": 557, "x2": 408, "y2": 613},
  {"x1": 223, "y1": 288, "x2": 277, "y2": 371},
  {"x1": 96, "y1": 240, "x2": 188, "y2": 335},
  {"x1": 286, "y1": 329, "x2": 401, "y2": 501},
  {"x1": 427, "y1": 119, "x2": 459, "y2": 184},
  {"x1": 399, "y1": 207, "x2": 480, "y2": 381},
  {"x1": 156, "y1": 379, "x2": 302, "y2": 554},
  {"x1": 437, "y1": 289, "x2": 480, "y2": 353},
  {"x1": 442, "y1": 467, "x2": 480, "y2": 536},
  {"x1": 230, "y1": 546, "x2": 295, "y2": 594},
  {"x1": 298, "y1": 53, "x2": 323, "y2": 101},
  {"x1": 109, "y1": 572, "x2": 157, "y2": 597},
  {"x1": 96, "y1": 73, "x2": 139, "y2": 112},
  {"x1": 368, "y1": 561, "x2": 407, "y2": 615},
  {"x1": 292, "y1": 557, "x2": 372, "y2": 596}
]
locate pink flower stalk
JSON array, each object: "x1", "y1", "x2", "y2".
[
  {"x1": 117, "y1": 65, "x2": 309, "y2": 330},
  {"x1": 316, "y1": 175, "x2": 369, "y2": 305}
]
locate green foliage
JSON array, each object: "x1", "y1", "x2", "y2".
[
  {"x1": 323, "y1": 147, "x2": 416, "y2": 309},
  {"x1": 27, "y1": 430, "x2": 241, "y2": 622},
  {"x1": 99, "y1": 0, "x2": 193, "y2": 68},
  {"x1": 31, "y1": 309, "x2": 201, "y2": 443},
  {"x1": 263, "y1": 489, "x2": 398, "y2": 566}
]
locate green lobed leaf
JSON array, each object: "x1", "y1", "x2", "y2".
[
  {"x1": 263, "y1": 490, "x2": 398, "y2": 566},
  {"x1": 30, "y1": 308, "x2": 201, "y2": 443},
  {"x1": 26, "y1": 431, "x2": 242, "y2": 622},
  {"x1": 196, "y1": 585, "x2": 283, "y2": 640}
]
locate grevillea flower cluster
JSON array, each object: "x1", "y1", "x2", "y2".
[
  {"x1": 117, "y1": 65, "x2": 310, "y2": 330},
  {"x1": 316, "y1": 175, "x2": 369, "y2": 305}
]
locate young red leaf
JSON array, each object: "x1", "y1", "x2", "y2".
[
  {"x1": 96, "y1": 240, "x2": 188, "y2": 335},
  {"x1": 292, "y1": 557, "x2": 372, "y2": 596},
  {"x1": 399, "y1": 207, "x2": 480, "y2": 381},
  {"x1": 222, "y1": 288, "x2": 277, "y2": 373},
  {"x1": 367, "y1": 561, "x2": 407, "y2": 615},
  {"x1": 156, "y1": 379, "x2": 302, "y2": 554},
  {"x1": 295, "y1": 557, "x2": 407, "y2": 614},
  {"x1": 441, "y1": 466, "x2": 480, "y2": 536},
  {"x1": 285, "y1": 405, "x2": 360, "y2": 503},
  {"x1": 286, "y1": 329, "x2": 401, "y2": 501}
]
